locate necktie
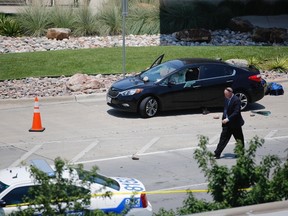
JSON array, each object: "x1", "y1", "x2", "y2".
[{"x1": 224, "y1": 98, "x2": 230, "y2": 118}]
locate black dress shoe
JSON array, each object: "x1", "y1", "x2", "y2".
[{"x1": 214, "y1": 155, "x2": 220, "y2": 159}]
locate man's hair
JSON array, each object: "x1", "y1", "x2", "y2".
[{"x1": 225, "y1": 87, "x2": 233, "y2": 93}]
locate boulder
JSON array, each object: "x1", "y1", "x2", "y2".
[
  {"x1": 225, "y1": 59, "x2": 249, "y2": 68},
  {"x1": 173, "y1": 28, "x2": 211, "y2": 43},
  {"x1": 252, "y1": 27, "x2": 288, "y2": 43},
  {"x1": 228, "y1": 17, "x2": 254, "y2": 32},
  {"x1": 46, "y1": 28, "x2": 71, "y2": 40},
  {"x1": 66, "y1": 73, "x2": 105, "y2": 92}
]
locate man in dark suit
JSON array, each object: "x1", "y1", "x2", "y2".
[{"x1": 214, "y1": 87, "x2": 245, "y2": 159}]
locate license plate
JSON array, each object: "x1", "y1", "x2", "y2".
[{"x1": 106, "y1": 96, "x2": 112, "y2": 103}]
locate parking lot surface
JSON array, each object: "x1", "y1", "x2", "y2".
[{"x1": 1, "y1": 81, "x2": 288, "y2": 213}]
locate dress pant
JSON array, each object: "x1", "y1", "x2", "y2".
[{"x1": 214, "y1": 126, "x2": 244, "y2": 156}]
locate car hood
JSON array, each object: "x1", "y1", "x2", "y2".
[
  {"x1": 111, "y1": 76, "x2": 152, "y2": 90},
  {"x1": 112, "y1": 177, "x2": 146, "y2": 193}
]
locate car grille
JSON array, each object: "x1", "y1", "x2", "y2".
[{"x1": 108, "y1": 88, "x2": 119, "y2": 98}]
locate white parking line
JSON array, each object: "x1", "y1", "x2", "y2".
[
  {"x1": 135, "y1": 137, "x2": 160, "y2": 155},
  {"x1": 265, "y1": 129, "x2": 278, "y2": 139},
  {"x1": 75, "y1": 133, "x2": 288, "y2": 165},
  {"x1": 70, "y1": 140, "x2": 99, "y2": 163},
  {"x1": 9, "y1": 144, "x2": 43, "y2": 167}
]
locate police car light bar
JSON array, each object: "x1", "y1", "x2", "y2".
[{"x1": 30, "y1": 159, "x2": 55, "y2": 177}]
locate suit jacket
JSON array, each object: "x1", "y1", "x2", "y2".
[{"x1": 222, "y1": 94, "x2": 244, "y2": 128}]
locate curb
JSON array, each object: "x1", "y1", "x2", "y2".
[
  {"x1": 188, "y1": 200, "x2": 288, "y2": 216},
  {"x1": 0, "y1": 80, "x2": 287, "y2": 107},
  {"x1": 0, "y1": 92, "x2": 107, "y2": 109}
]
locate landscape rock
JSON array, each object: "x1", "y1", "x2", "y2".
[
  {"x1": 46, "y1": 28, "x2": 71, "y2": 40},
  {"x1": 252, "y1": 27, "x2": 288, "y2": 43},
  {"x1": 66, "y1": 73, "x2": 105, "y2": 92},
  {"x1": 173, "y1": 28, "x2": 211, "y2": 43},
  {"x1": 225, "y1": 59, "x2": 249, "y2": 68},
  {"x1": 228, "y1": 17, "x2": 254, "y2": 32}
]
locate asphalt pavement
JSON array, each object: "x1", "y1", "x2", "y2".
[{"x1": 1, "y1": 80, "x2": 288, "y2": 215}]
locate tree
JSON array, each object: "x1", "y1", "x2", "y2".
[
  {"x1": 154, "y1": 135, "x2": 288, "y2": 215},
  {"x1": 11, "y1": 157, "x2": 115, "y2": 216}
]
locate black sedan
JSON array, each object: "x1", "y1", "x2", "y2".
[{"x1": 106, "y1": 55, "x2": 265, "y2": 118}]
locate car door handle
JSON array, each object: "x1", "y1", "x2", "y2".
[
  {"x1": 226, "y1": 80, "x2": 233, "y2": 83},
  {"x1": 193, "y1": 85, "x2": 201, "y2": 88}
]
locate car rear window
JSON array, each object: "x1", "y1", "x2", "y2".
[
  {"x1": 77, "y1": 170, "x2": 120, "y2": 191},
  {"x1": 0, "y1": 181, "x2": 9, "y2": 194}
]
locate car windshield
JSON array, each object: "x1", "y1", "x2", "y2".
[
  {"x1": 140, "y1": 60, "x2": 183, "y2": 82},
  {"x1": 0, "y1": 181, "x2": 9, "y2": 194},
  {"x1": 77, "y1": 169, "x2": 120, "y2": 191}
]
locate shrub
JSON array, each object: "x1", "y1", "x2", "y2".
[
  {"x1": 96, "y1": 0, "x2": 122, "y2": 36},
  {"x1": 155, "y1": 135, "x2": 288, "y2": 215},
  {"x1": 50, "y1": 6, "x2": 75, "y2": 29},
  {"x1": 0, "y1": 14, "x2": 21, "y2": 36},
  {"x1": 267, "y1": 57, "x2": 288, "y2": 73},
  {"x1": 16, "y1": 4, "x2": 51, "y2": 37},
  {"x1": 72, "y1": 5, "x2": 99, "y2": 36},
  {"x1": 127, "y1": 0, "x2": 160, "y2": 35}
]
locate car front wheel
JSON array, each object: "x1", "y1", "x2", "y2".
[
  {"x1": 235, "y1": 92, "x2": 249, "y2": 110},
  {"x1": 139, "y1": 96, "x2": 158, "y2": 118}
]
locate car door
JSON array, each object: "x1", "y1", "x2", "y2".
[
  {"x1": 158, "y1": 67, "x2": 203, "y2": 110},
  {"x1": 148, "y1": 54, "x2": 164, "y2": 69},
  {"x1": 1, "y1": 184, "x2": 34, "y2": 215},
  {"x1": 198, "y1": 64, "x2": 236, "y2": 107}
]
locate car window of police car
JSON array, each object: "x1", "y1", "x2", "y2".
[{"x1": 2, "y1": 185, "x2": 34, "y2": 205}]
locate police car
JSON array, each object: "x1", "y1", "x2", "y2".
[{"x1": 0, "y1": 160, "x2": 152, "y2": 216}]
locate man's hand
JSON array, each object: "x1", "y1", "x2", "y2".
[{"x1": 222, "y1": 118, "x2": 229, "y2": 124}]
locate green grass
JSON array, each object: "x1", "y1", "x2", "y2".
[{"x1": 0, "y1": 46, "x2": 287, "y2": 80}]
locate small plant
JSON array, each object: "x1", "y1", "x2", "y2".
[
  {"x1": 0, "y1": 14, "x2": 21, "y2": 36},
  {"x1": 127, "y1": 0, "x2": 160, "y2": 35},
  {"x1": 73, "y1": 5, "x2": 99, "y2": 36},
  {"x1": 268, "y1": 57, "x2": 288, "y2": 73},
  {"x1": 96, "y1": 0, "x2": 122, "y2": 36},
  {"x1": 16, "y1": 4, "x2": 51, "y2": 36},
  {"x1": 247, "y1": 56, "x2": 261, "y2": 68},
  {"x1": 50, "y1": 6, "x2": 75, "y2": 29}
]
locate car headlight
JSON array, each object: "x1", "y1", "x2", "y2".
[{"x1": 119, "y1": 89, "x2": 143, "y2": 96}]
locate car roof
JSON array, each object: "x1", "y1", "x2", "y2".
[
  {"x1": 0, "y1": 166, "x2": 33, "y2": 186},
  {"x1": 176, "y1": 58, "x2": 227, "y2": 65}
]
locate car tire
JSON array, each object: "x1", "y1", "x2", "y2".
[
  {"x1": 139, "y1": 96, "x2": 158, "y2": 118},
  {"x1": 235, "y1": 91, "x2": 249, "y2": 110}
]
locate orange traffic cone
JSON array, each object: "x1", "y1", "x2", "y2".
[{"x1": 29, "y1": 97, "x2": 45, "y2": 132}]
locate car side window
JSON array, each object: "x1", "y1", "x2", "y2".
[
  {"x1": 199, "y1": 65, "x2": 234, "y2": 79},
  {"x1": 185, "y1": 68, "x2": 199, "y2": 81},
  {"x1": 2, "y1": 186, "x2": 33, "y2": 205},
  {"x1": 169, "y1": 70, "x2": 186, "y2": 84}
]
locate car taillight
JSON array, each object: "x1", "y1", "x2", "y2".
[
  {"x1": 248, "y1": 74, "x2": 262, "y2": 82},
  {"x1": 140, "y1": 193, "x2": 148, "y2": 208}
]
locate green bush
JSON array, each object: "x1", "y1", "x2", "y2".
[
  {"x1": 72, "y1": 5, "x2": 99, "y2": 36},
  {"x1": 95, "y1": 0, "x2": 122, "y2": 36},
  {"x1": 16, "y1": 4, "x2": 51, "y2": 36},
  {"x1": 0, "y1": 14, "x2": 21, "y2": 36},
  {"x1": 155, "y1": 135, "x2": 288, "y2": 215},
  {"x1": 50, "y1": 6, "x2": 75, "y2": 29},
  {"x1": 127, "y1": 0, "x2": 160, "y2": 35}
]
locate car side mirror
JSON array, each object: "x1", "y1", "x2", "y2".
[{"x1": 0, "y1": 200, "x2": 6, "y2": 207}]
